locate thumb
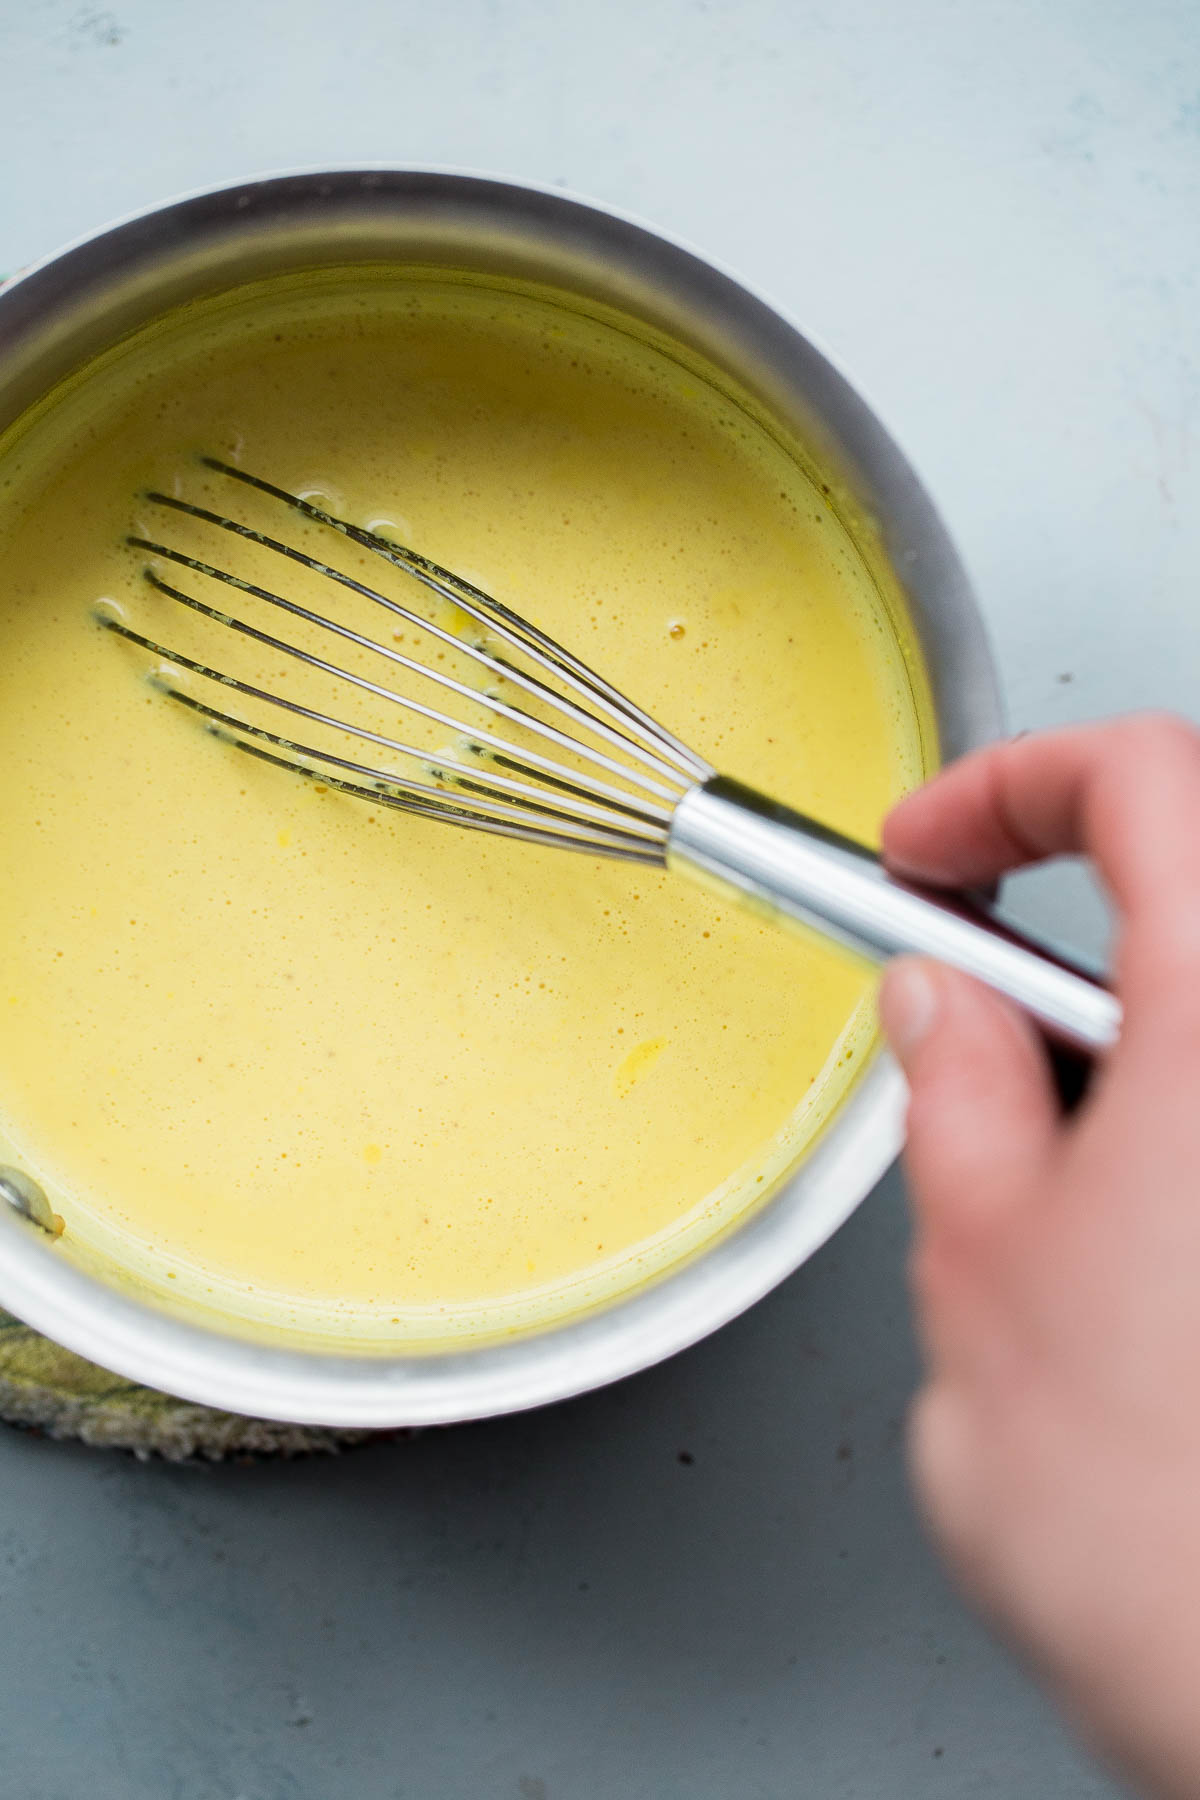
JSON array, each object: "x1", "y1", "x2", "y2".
[{"x1": 880, "y1": 958, "x2": 1058, "y2": 1238}]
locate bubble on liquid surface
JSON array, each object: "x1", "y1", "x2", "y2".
[
  {"x1": 296, "y1": 486, "x2": 344, "y2": 516},
  {"x1": 365, "y1": 515, "x2": 413, "y2": 544},
  {"x1": 147, "y1": 659, "x2": 192, "y2": 695}
]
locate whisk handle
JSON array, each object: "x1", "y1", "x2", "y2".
[{"x1": 667, "y1": 776, "x2": 1120, "y2": 1059}]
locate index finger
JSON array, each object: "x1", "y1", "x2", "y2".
[{"x1": 881, "y1": 715, "x2": 1200, "y2": 928}]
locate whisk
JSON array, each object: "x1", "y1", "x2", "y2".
[{"x1": 100, "y1": 457, "x2": 1119, "y2": 1061}]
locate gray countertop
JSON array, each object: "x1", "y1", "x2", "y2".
[{"x1": 1, "y1": 1, "x2": 1196, "y2": 1793}]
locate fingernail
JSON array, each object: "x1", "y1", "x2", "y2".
[{"x1": 880, "y1": 959, "x2": 940, "y2": 1063}]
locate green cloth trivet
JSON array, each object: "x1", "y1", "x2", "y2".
[{"x1": 0, "y1": 1311, "x2": 375, "y2": 1460}]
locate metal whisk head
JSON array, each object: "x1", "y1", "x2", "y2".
[{"x1": 100, "y1": 458, "x2": 714, "y2": 864}]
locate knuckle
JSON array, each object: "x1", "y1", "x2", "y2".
[
  {"x1": 906, "y1": 1062, "x2": 991, "y2": 1142},
  {"x1": 907, "y1": 1237, "x2": 977, "y2": 1339},
  {"x1": 907, "y1": 1236, "x2": 946, "y2": 1309},
  {"x1": 1118, "y1": 709, "x2": 1200, "y2": 766},
  {"x1": 1125, "y1": 888, "x2": 1200, "y2": 980},
  {"x1": 1133, "y1": 926, "x2": 1200, "y2": 984},
  {"x1": 903, "y1": 1083, "x2": 941, "y2": 1146},
  {"x1": 909, "y1": 1386, "x2": 1012, "y2": 1610},
  {"x1": 902, "y1": 1086, "x2": 980, "y2": 1196},
  {"x1": 1162, "y1": 909, "x2": 1200, "y2": 971},
  {"x1": 908, "y1": 1385, "x2": 980, "y2": 1536}
]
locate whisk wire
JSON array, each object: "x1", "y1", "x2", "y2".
[
  {"x1": 158, "y1": 684, "x2": 664, "y2": 858},
  {"x1": 198, "y1": 456, "x2": 711, "y2": 784},
  {"x1": 105, "y1": 458, "x2": 715, "y2": 860},
  {"x1": 236, "y1": 737, "x2": 664, "y2": 861},
  {"x1": 135, "y1": 564, "x2": 683, "y2": 828},
  {"x1": 132, "y1": 520, "x2": 688, "y2": 804},
  {"x1": 101, "y1": 603, "x2": 669, "y2": 855},
  {"x1": 144, "y1": 486, "x2": 704, "y2": 794}
]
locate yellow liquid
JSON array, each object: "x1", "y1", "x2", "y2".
[{"x1": 0, "y1": 273, "x2": 930, "y2": 1343}]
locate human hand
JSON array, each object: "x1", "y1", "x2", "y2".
[{"x1": 878, "y1": 715, "x2": 1200, "y2": 1799}]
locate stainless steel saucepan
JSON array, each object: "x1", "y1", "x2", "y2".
[{"x1": 0, "y1": 168, "x2": 1004, "y2": 1425}]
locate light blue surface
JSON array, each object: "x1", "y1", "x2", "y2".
[{"x1": 1, "y1": 0, "x2": 1197, "y2": 1793}]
